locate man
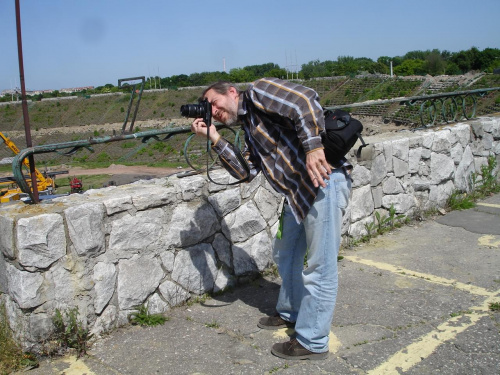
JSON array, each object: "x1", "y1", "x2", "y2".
[{"x1": 190, "y1": 78, "x2": 351, "y2": 360}]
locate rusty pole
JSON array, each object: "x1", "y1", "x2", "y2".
[{"x1": 15, "y1": 0, "x2": 39, "y2": 202}]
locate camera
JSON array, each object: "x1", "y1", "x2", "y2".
[{"x1": 180, "y1": 99, "x2": 212, "y2": 127}]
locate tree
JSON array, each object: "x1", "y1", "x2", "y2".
[
  {"x1": 394, "y1": 59, "x2": 426, "y2": 76},
  {"x1": 426, "y1": 51, "x2": 445, "y2": 76}
]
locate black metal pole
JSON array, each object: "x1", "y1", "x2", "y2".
[{"x1": 15, "y1": 0, "x2": 39, "y2": 202}]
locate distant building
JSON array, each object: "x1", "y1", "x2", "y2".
[{"x1": 60, "y1": 86, "x2": 94, "y2": 93}]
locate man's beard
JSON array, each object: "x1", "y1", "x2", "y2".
[{"x1": 223, "y1": 111, "x2": 239, "y2": 126}]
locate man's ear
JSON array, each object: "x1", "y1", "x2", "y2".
[{"x1": 228, "y1": 86, "x2": 239, "y2": 99}]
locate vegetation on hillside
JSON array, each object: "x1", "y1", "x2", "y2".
[{"x1": 1, "y1": 47, "x2": 499, "y2": 102}]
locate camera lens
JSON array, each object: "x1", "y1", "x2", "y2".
[{"x1": 180, "y1": 104, "x2": 205, "y2": 118}]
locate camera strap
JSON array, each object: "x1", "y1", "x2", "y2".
[{"x1": 205, "y1": 124, "x2": 250, "y2": 186}]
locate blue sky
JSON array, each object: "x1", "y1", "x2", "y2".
[{"x1": 1, "y1": 0, "x2": 499, "y2": 92}]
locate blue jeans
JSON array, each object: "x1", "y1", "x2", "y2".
[{"x1": 273, "y1": 168, "x2": 351, "y2": 353}]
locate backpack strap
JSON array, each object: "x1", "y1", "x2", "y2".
[{"x1": 355, "y1": 133, "x2": 369, "y2": 158}]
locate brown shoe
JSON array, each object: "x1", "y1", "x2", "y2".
[
  {"x1": 257, "y1": 313, "x2": 295, "y2": 330},
  {"x1": 271, "y1": 338, "x2": 328, "y2": 360}
]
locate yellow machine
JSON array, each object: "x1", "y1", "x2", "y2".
[{"x1": 0, "y1": 131, "x2": 55, "y2": 203}]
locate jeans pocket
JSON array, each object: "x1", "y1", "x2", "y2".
[{"x1": 335, "y1": 179, "x2": 350, "y2": 210}]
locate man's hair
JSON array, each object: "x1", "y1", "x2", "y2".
[{"x1": 201, "y1": 81, "x2": 239, "y2": 101}]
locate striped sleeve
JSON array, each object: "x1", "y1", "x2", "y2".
[{"x1": 212, "y1": 137, "x2": 260, "y2": 182}]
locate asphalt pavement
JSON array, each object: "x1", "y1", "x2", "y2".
[{"x1": 21, "y1": 194, "x2": 500, "y2": 375}]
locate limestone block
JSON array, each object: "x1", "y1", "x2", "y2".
[
  {"x1": 392, "y1": 138, "x2": 409, "y2": 161},
  {"x1": 422, "y1": 132, "x2": 434, "y2": 149},
  {"x1": 171, "y1": 243, "x2": 217, "y2": 294},
  {"x1": 0, "y1": 215, "x2": 15, "y2": 259},
  {"x1": 409, "y1": 136, "x2": 423, "y2": 148},
  {"x1": 381, "y1": 194, "x2": 416, "y2": 214},
  {"x1": 158, "y1": 280, "x2": 190, "y2": 307},
  {"x1": 370, "y1": 153, "x2": 387, "y2": 187},
  {"x1": 452, "y1": 124, "x2": 471, "y2": 146},
  {"x1": 207, "y1": 169, "x2": 230, "y2": 193},
  {"x1": 103, "y1": 195, "x2": 133, "y2": 215},
  {"x1": 146, "y1": 293, "x2": 169, "y2": 315},
  {"x1": 372, "y1": 186, "x2": 383, "y2": 209},
  {"x1": 393, "y1": 157, "x2": 409, "y2": 178},
  {"x1": 470, "y1": 122, "x2": 484, "y2": 138},
  {"x1": 421, "y1": 148, "x2": 432, "y2": 159},
  {"x1": 409, "y1": 148, "x2": 422, "y2": 174},
  {"x1": 232, "y1": 230, "x2": 272, "y2": 276},
  {"x1": 254, "y1": 186, "x2": 280, "y2": 223},
  {"x1": 164, "y1": 202, "x2": 219, "y2": 248},
  {"x1": 214, "y1": 267, "x2": 235, "y2": 293},
  {"x1": 212, "y1": 233, "x2": 232, "y2": 268},
  {"x1": 240, "y1": 174, "x2": 263, "y2": 199},
  {"x1": 418, "y1": 161, "x2": 430, "y2": 176},
  {"x1": 92, "y1": 262, "x2": 117, "y2": 314},
  {"x1": 208, "y1": 187, "x2": 241, "y2": 217},
  {"x1": 382, "y1": 176, "x2": 404, "y2": 195},
  {"x1": 46, "y1": 262, "x2": 80, "y2": 305},
  {"x1": 6, "y1": 264, "x2": 45, "y2": 309},
  {"x1": 0, "y1": 252, "x2": 7, "y2": 294},
  {"x1": 17, "y1": 214, "x2": 66, "y2": 269},
  {"x1": 455, "y1": 146, "x2": 475, "y2": 192},
  {"x1": 132, "y1": 185, "x2": 177, "y2": 210},
  {"x1": 221, "y1": 201, "x2": 267, "y2": 243},
  {"x1": 450, "y1": 143, "x2": 464, "y2": 165},
  {"x1": 383, "y1": 141, "x2": 393, "y2": 172},
  {"x1": 430, "y1": 153, "x2": 455, "y2": 184},
  {"x1": 65, "y1": 202, "x2": 105, "y2": 256},
  {"x1": 91, "y1": 305, "x2": 117, "y2": 337},
  {"x1": 351, "y1": 165, "x2": 371, "y2": 188},
  {"x1": 350, "y1": 185, "x2": 374, "y2": 222},
  {"x1": 28, "y1": 313, "x2": 53, "y2": 342},
  {"x1": 411, "y1": 177, "x2": 431, "y2": 192},
  {"x1": 341, "y1": 204, "x2": 352, "y2": 236},
  {"x1": 175, "y1": 175, "x2": 206, "y2": 201},
  {"x1": 109, "y1": 208, "x2": 164, "y2": 254},
  {"x1": 488, "y1": 121, "x2": 500, "y2": 139},
  {"x1": 429, "y1": 181, "x2": 454, "y2": 207},
  {"x1": 482, "y1": 132, "x2": 494, "y2": 150},
  {"x1": 117, "y1": 254, "x2": 165, "y2": 310},
  {"x1": 160, "y1": 250, "x2": 175, "y2": 273},
  {"x1": 348, "y1": 216, "x2": 373, "y2": 238}
]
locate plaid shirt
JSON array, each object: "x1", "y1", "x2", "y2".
[{"x1": 212, "y1": 78, "x2": 347, "y2": 223}]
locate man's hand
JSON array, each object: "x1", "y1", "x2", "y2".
[
  {"x1": 191, "y1": 118, "x2": 220, "y2": 144},
  {"x1": 306, "y1": 149, "x2": 331, "y2": 188}
]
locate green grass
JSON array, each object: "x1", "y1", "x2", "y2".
[
  {"x1": 0, "y1": 302, "x2": 38, "y2": 373},
  {"x1": 129, "y1": 305, "x2": 168, "y2": 327},
  {"x1": 489, "y1": 302, "x2": 500, "y2": 312}
]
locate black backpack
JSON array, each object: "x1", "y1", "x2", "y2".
[{"x1": 321, "y1": 109, "x2": 368, "y2": 165}]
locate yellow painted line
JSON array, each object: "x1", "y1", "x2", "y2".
[
  {"x1": 478, "y1": 234, "x2": 500, "y2": 248},
  {"x1": 59, "y1": 355, "x2": 97, "y2": 375},
  {"x1": 344, "y1": 256, "x2": 493, "y2": 297},
  {"x1": 368, "y1": 293, "x2": 499, "y2": 374},
  {"x1": 476, "y1": 202, "x2": 500, "y2": 208}
]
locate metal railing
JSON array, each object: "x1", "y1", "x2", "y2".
[{"x1": 325, "y1": 87, "x2": 500, "y2": 128}]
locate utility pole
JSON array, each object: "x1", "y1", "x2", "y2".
[{"x1": 15, "y1": 0, "x2": 39, "y2": 202}]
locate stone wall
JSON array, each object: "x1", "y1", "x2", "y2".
[{"x1": 0, "y1": 116, "x2": 499, "y2": 351}]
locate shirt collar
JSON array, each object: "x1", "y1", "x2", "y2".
[{"x1": 237, "y1": 93, "x2": 247, "y2": 116}]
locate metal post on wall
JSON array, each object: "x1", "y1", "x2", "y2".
[{"x1": 15, "y1": 0, "x2": 39, "y2": 203}]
